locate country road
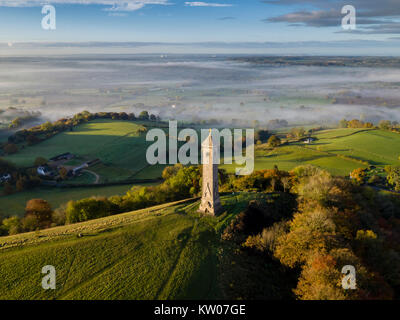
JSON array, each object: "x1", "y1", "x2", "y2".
[{"x1": 83, "y1": 169, "x2": 100, "y2": 184}]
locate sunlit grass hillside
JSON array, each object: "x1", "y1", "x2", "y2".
[
  {"x1": 0, "y1": 193, "x2": 257, "y2": 300},
  {"x1": 223, "y1": 128, "x2": 400, "y2": 176}
]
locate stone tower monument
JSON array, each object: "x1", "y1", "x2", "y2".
[{"x1": 199, "y1": 130, "x2": 222, "y2": 216}]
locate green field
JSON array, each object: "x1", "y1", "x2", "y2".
[
  {"x1": 3, "y1": 125, "x2": 400, "y2": 222},
  {"x1": 4, "y1": 120, "x2": 164, "y2": 180},
  {"x1": 0, "y1": 193, "x2": 255, "y2": 300},
  {"x1": 308, "y1": 129, "x2": 400, "y2": 166},
  {"x1": 223, "y1": 128, "x2": 400, "y2": 176},
  {"x1": 0, "y1": 183, "x2": 156, "y2": 218}
]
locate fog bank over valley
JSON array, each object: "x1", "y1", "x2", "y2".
[{"x1": 1, "y1": 54, "x2": 400, "y2": 129}]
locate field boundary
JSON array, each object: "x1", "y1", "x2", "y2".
[
  {"x1": 318, "y1": 128, "x2": 376, "y2": 140},
  {"x1": 40, "y1": 178, "x2": 163, "y2": 189}
]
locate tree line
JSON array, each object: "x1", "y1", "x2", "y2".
[
  {"x1": 1, "y1": 110, "x2": 159, "y2": 156},
  {"x1": 339, "y1": 118, "x2": 400, "y2": 131},
  {"x1": 221, "y1": 165, "x2": 400, "y2": 299}
]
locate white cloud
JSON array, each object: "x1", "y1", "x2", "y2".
[
  {"x1": 0, "y1": 1, "x2": 170, "y2": 11},
  {"x1": 184, "y1": 2, "x2": 232, "y2": 7},
  {"x1": 0, "y1": 0, "x2": 233, "y2": 12}
]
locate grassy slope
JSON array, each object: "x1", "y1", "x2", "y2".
[
  {"x1": 253, "y1": 144, "x2": 363, "y2": 176},
  {"x1": 309, "y1": 129, "x2": 400, "y2": 166},
  {"x1": 222, "y1": 128, "x2": 400, "y2": 176},
  {"x1": 0, "y1": 193, "x2": 256, "y2": 300}
]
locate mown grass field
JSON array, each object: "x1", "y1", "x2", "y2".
[
  {"x1": 308, "y1": 129, "x2": 400, "y2": 166},
  {"x1": 0, "y1": 183, "x2": 156, "y2": 218},
  {"x1": 222, "y1": 128, "x2": 400, "y2": 176},
  {"x1": 0, "y1": 193, "x2": 257, "y2": 300},
  {"x1": 4, "y1": 119, "x2": 165, "y2": 180}
]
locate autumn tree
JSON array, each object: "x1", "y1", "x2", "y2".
[
  {"x1": 267, "y1": 135, "x2": 281, "y2": 148},
  {"x1": 347, "y1": 119, "x2": 364, "y2": 128},
  {"x1": 59, "y1": 167, "x2": 68, "y2": 180},
  {"x1": 288, "y1": 127, "x2": 306, "y2": 139},
  {"x1": 338, "y1": 119, "x2": 348, "y2": 128},
  {"x1": 274, "y1": 208, "x2": 337, "y2": 268},
  {"x1": 379, "y1": 120, "x2": 392, "y2": 131},
  {"x1": 350, "y1": 168, "x2": 366, "y2": 185},
  {"x1": 1, "y1": 216, "x2": 21, "y2": 235},
  {"x1": 40, "y1": 121, "x2": 53, "y2": 132},
  {"x1": 139, "y1": 111, "x2": 149, "y2": 121},
  {"x1": 34, "y1": 157, "x2": 47, "y2": 166},
  {"x1": 16, "y1": 177, "x2": 28, "y2": 192},
  {"x1": 21, "y1": 215, "x2": 40, "y2": 232},
  {"x1": 255, "y1": 129, "x2": 270, "y2": 143},
  {"x1": 162, "y1": 163, "x2": 183, "y2": 180},
  {"x1": 25, "y1": 199, "x2": 53, "y2": 229},
  {"x1": 294, "y1": 249, "x2": 375, "y2": 300},
  {"x1": 385, "y1": 166, "x2": 400, "y2": 191}
]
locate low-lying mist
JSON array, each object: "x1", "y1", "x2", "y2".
[{"x1": 1, "y1": 54, "x2": 400, "y2": 129}]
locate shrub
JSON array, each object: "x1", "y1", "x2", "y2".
[
  {"x1": 52, "y1": 205, "x2": 67, "y2": 226},
  {"x1": 385, "y1": 166, "x2": 400, "y2": 191},
  {"x1": 1, "y1": 216, "x2": 21, "y2": 235},
  {"x1": 255, "y1": 129, "x2": 270, "y2": 143},
  {"x1": 66, "y1": 197, "x2": 118, "y2": 224},
  {"x1": 34, "y1": 157, "x2": 47, "y2": 166},
  {"x1": 267, "y1": 135, "x2": 281, "y2": 147},
  {"x1": 162, "y1": 163, "x2": 183, "y2": 180},
  {"x1": 16, "y1": 177, "x2": 28, "y2": 192},
  {"x1": 368, "y1": 175, "x2": 381, "y2": 185},
  {"x1": 243, "y1": 221, "x2": 287, "y2": 253},
  {"x1": 21, "y1": 215, "x2": 40, "y2": 232},
  {"x1": 350, "y1": 168, "x2": 366, "y2": 185}
]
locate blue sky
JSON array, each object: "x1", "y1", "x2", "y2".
[{"x1": 1, "y1": 0, "x2": 400, "y2": 54}]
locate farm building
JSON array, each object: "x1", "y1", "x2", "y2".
[
  {"x1": 303, "y1": 138, "x2": 316, "y2": 144},
  {"x1": 72, "y1": 163, "x2": 88, "y2": 175},
  {"x1": 86, "y1": 158, "x2": 101, "y2": 166},
  {"x1": 37, "y1": 166, "x2": 52, "y2": 176},
  {"x1": 49, "y1": 153, "x2": 74, "y2": 162},
  {"x1": 0, "y1": 173, "x2": 11, "y2": 183}
]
